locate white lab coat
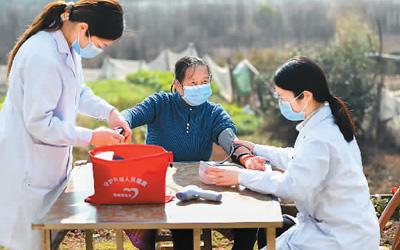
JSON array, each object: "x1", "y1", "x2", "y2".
[
  {"x1": 0, "y1": 30, "x2": 114, "y2": 250},
  {"x1": 239, "y1": 105, "x2": 380, "y2": 250}
]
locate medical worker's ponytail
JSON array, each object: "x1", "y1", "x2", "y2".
[
  {"x1": 6, "y1": 0, "x2": 124, "y2": 80},
  {"x1": 326, "y1": 94, "x2": 355, "y2": 142},
  {"x1": 274, "y1": 56, "x2": 355, "y2": 142}
]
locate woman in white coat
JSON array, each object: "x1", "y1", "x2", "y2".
[
  {"x1": 206, "y1": 56, "x2": 380, "y2": 250},
  {"x1": 0, "y1": 1, "x2": 132, "y2": 249}
]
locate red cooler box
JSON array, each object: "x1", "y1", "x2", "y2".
[{"x1": 86, "y1": 144, "x2": 173, "y2": 205}]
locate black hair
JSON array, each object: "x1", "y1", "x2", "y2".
[
  {"x1": 274, "y1": 56, "x2": 355, "y2": 142},
  {"x1": 171, "y1": 56, "x2": 212, "y2": 92},
  {"x1": 69, "y1": 0, "x2": 124, "y2": 40},
  {"x1": 7, "y1": 0, "x2": 124, "y2": 79}
]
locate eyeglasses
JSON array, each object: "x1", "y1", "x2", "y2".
[{"x1": 273, "y1": 91, "x2": 304, "y2": 103}]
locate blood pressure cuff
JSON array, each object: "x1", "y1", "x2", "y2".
[
  {"x1": 217, "y1": 128, "x2": 250, "y2": 163},
  {"x1": 218, "y1": 128, "x2": 236, "y2": 155}
]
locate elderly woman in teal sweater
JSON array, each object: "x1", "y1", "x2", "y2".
[{"x1": 122, "y1": 56, "x2": 265, "y2": 250}]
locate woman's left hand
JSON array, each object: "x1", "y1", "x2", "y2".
[
  {"x1": 108, "y1": 109, "x2": 132, "y2": 143},
  {"x1": 244, "y1": 156, "x2": 266, "y2": 171},
  {"x1": 205, "y1": 167, "x2": 240, "y2": 186}
]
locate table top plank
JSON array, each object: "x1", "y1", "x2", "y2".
[{"x1": 33, "y1": 163, "x2": 282, "y2": 230}]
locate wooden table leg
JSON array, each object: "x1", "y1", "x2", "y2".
[
  {"x1": 193, "y1": 228, "x2": 201, "y2": 250},
  {"x1": 41, "y1": 230, "x2": 51, "y2": 250},
  {"x1": 266, "y1": 228, "x2": 276, "y2": 250},
  {"x1": 116, "y1": 229, "x2": 124, "y2": 250},
  {"x1": 85, "y1": 230, "x2": 94, "y2": 250}
]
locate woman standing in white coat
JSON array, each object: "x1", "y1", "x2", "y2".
[
  {"x1": 206, "y1": 56, "x2": 380, "y2": 250},
  {"x1": 0, "y1": 1, "x2": 132, "y2": 249}
]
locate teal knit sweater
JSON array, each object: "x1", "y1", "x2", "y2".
[{"x1": 122, "y1": 92, "x2": 236, "y2": 162}]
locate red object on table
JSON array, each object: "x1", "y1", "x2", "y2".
[{"x1": 86, "y1": 144, "x2": 173, "y2": 205}]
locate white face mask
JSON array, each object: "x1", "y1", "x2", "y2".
[
  {"x1": 278, "y1": 92, "x2": 309, "y2": 121},
  {"x1": 182, "y1": 83, "x2": 212, "y2": 106},
  {"x1": 71, "y1": 31, "x2": 103, "y2": 58}
]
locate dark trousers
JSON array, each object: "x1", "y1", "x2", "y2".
[
  {"x1": 257, "y1": 214, "x2": 296, "y2": 249},
  {"x1": 171, "y1": 228, "x2": 258, "y2": 250}
]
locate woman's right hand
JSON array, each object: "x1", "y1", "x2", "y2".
[
  {"x1": 90, "y1": 127, "x2": 124, "y2": 147},
  {"x1": 233, "y1": 138, "x2": 256, "y2": 152}
]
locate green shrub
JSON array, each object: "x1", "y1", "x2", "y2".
[
  {"x1": 0, "y1": 96, "x2": 4, "y2": 110},
  {"x1": 310, "y1": 13, "x2": 378, "y2": 138},
  {"x1": 245, "y1": 13, "x2": 378, "y2": 144},
  {"x1": 126, "y1": 70, "x2": 174, "y2": 92},
  {"x1": 371, "y1": 194, "x2": 399, "y2": 221},
  {"x1": 221, "y1": 102, "x2": 262, "y2": 136},
  {"x1": 86, "y1": 79, "x2": 155, "y2": 110}
]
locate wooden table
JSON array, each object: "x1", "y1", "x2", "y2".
[{"x1": 32, "y1": 162, "x2": 283, "y2": 250}]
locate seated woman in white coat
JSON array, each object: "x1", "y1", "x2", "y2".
[
  {"x1": 0, "y1": 1, "x2": 131, "y2": 249},
  {"x1": 205, "y1": 56, "x2": 380, "y2": 250}
]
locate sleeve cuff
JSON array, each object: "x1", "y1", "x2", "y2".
[
  {"x1": 100, "y1": 104, "x2": 115, "y2": 122},
  {"x1": 253, "y1": 144, "x2": 268, "y2": 156},
  {"x1": 238, "y1": 169, "x2": 282, "y2": 196},
  {"x1": 75, "y1": 127, "x2": 93, "y2": 147},
  {"x1": 121, "y1": 110, "x2": 132, "y2": 128},
  {"x1": 238, "y1": 169, "x2": 260, "y2": 186},
  {"x1": 253, "y1": 144, "x2": 282, "y2": 159}
]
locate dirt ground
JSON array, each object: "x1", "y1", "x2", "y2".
[{"x1": 363, "y1": 146, "x2": 400, "y2": 194}]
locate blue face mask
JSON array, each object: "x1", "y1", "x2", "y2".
[
  {"x1": 278, "y1": 92, "x2": 308, "y2": 121},
  {"x1": 71, "y1": 32, "x2": 103, "y2": 59},
  {"x1": 182, "y1": 83, "x2": 212, "y2": 106}
]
